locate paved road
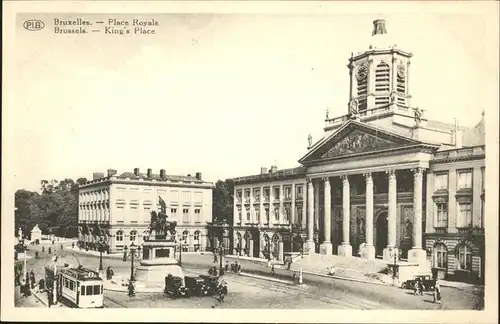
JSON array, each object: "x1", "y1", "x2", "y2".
[{"x1": 15, "y1": 243, "x2": 484, "y2": 310}]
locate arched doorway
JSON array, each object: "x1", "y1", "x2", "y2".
[{"x1": 375, "y1": 211, "x2": 388, "y2": 257}]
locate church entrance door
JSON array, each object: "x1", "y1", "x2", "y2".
[{"x1": 375, "y1": 211, "x2": 388, "y2": 257}]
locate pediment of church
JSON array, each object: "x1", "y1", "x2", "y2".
[{"x1": 300, "y1": 120, "x2": 435, "y2": 164}]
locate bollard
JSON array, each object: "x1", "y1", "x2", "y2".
[{"x1": 298, "y1": 268, "x2": 303, "y2": 285}]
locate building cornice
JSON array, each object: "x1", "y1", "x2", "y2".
[{"x1": 80, "y1": 178, "x2": 214, "y2": 190}]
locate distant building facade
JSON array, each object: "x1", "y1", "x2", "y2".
[
  {"x1": 232, "y1": 19, "x2": 485, "y2": 283},
  {"x1": 78, "y1": 168, "x2": 214, "y2": 254}
]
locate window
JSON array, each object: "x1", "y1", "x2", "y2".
[
  {"x1": 130, "y1": 200, "x2": 139, "y2": 210},
  {"x1": 237, "y1": 208, "x2": 242, "y2": 222},
  {"x1": 182, "y1": 230, "x2": 189, "y2": 243},
  {"x1": 130, "y1": 230, "x2": 137, "y2": 242},
  {"x1": 434, "y1": 173, "x2": 449, "y2": 191},
  {"x1": 116, "y1": 230, "x2": 123, "y2": 242},
  {"x1": 374, "y1": 62, "x2": 390, "y2": 106},
  {"x1": 296, "y1": 185, "x2": 303, "y2": 199},
  {"x1": 274, "y1": 188, "x2": 280, "y2": 200},
  {"x1": 194, "y1": 230, "x2": 200, "y2": 242},
  {"x1": 435, "y1": 244, "x2": 448, "y2": 269},
  {"x1": 255, "y1": 209, "x2": 260, "y2": 222},
  {"x1": 285, "y1": 207, "x2": 291, "y2": 222},
  {"x1": 457, "y1": 244, "x2": 472, "y2": 271},
  {"x1": 435, "y1": 203, "x2": 448, "y2": 227},
  {"x1": 93, "y1": 285, "x2": 101, "y2": 295},
  {"x1": 81, "y1": 286, "x2": 86, "y2": 295},
  {"x1": 274, "y1": 207, "x2": 279, "y2": 221},
  {"x1": 296, "y1": 206, "x2": 303, "y2": 224},
  {"x1": 194, "y1": 208, "x2": 201, "y2": 222},
  {"x1": 265, "y1": 208, "x2": 269, "y2": 223},
  {"x1": 458, "y1": 170, "x2": 472, "y2": 189},
  {"x1": 457, "y1": 203, "x2": 472, "y2": 228},
  {"x1": 69, "y1": 280, "x2": 74, "y2": 290},
  {"x1": 170, "y1": 208, "x2": 177, "y2": 218},
  {"x1": 284, "y1": 187, "x2": 291, "y2": 199},
  {"x1": 143, "y1": 230, "x2": 149, "y2": 241},
  {"x1": 264, "y1": 188, "x2": 270, "y2": 199},
  {"x1": 183, "y1": 208, "x2": 189, "y2": 223},
  {"x1": 246, "y1": 210, "x2": 250, "y2": 222},
  {"x1": 86, "y1": 286, "x2": 93, "y2": 296},
  {"x1": 236, "y1": 190, "x2": 242, "y2": 200},
  {"x1": 253, "y1": 188, "x2": 260, "y2": 200},
  {"x1": 244, "y1": 190, "x2": 250, "y2": 198},
  {"x1": 481, "y1": 168, "x2": 485, "y2": 191}
]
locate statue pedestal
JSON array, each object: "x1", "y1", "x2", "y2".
[{"x1": 134, "y1": 240, "x2": 183, "y2": 284}]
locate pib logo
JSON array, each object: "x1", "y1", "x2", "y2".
[{"x1": 23, "y1": 19, "x2": 45, "y2": 31}]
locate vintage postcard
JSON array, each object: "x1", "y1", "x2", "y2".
[{"x1": 2, "y1": 1, "x2": 498, "y2": 323}]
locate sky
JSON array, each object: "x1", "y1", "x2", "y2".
[{"x1": 7, "y1": 6, "x2": 499, "y2": 192}]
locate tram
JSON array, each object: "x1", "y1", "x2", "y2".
[{"x1": 45, "y1": 265, "x2": 104, "y2": 308}]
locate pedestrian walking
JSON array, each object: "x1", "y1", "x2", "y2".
[
  {"x1": 270, "y1": 264, "x2": 275, "y2": 276},
  {"x1": 35, "y1": 251, "x2": 39, "y2": 259},
  {"x1": 39, "y1": 278, "x2": 45, "y2": 292},
  {"x1": 224, "y1": 260, "x2": 229, "y2": 271},
  {"x1": 213, "y1": 251, "x2": 218, "y2": 263},
  {"x1": 72, "y1": 242, "x2": 75, "y2": 249},
  {"x1": 106, "y1": 266, "x2": 114, "y2": 280},
  {"x1": 61, "y1": 244, "x2": 64, "y2": 250},
  {"x1": 42, "y1": 246, "x2": 45, "y2": 253},
  {"x1": 14, "y1": 251, "x2": 18, "y2": 261},
  {"x1": 433, "y1": 280, "x2": 442, "y2": 304},
  {"x1": 30, "y1": 270, "x2": 36, "y2": 289},
  {"x1": 48, "y1": 247, "x2": 52, "y2": 255}
]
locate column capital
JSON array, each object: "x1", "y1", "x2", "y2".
[
  {"x1": 385, "y1": 169, "x2": 396, "y2": 180},
  {"x1": 307, "y1": 178, "x2": 314, "y2": 187},
  {"x1": 341, "y1": 174, "x2": 349, "y2": 183},
  {"x1": 322, "y1": 177, "x2": 330, "y2": 187},
  {"x1": 411, "y1": 167, "x2": 426, "y2": 177},
  {"x1": 363, "y1": 172, "x2": 373, "y2": 182}
]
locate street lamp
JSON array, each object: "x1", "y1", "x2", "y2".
[
  {"x1": 178, "y1": 239, "x2": 187, "y2": 266},
  {"x1": 219, "y1": 243, "x2": 225, "y2": 273},
  {"x1": 129, "y1": 242, "x2": 139, "y2": 282},
  {"x1": 98, "y1": 238, "x2": 104, "y2": 271}
]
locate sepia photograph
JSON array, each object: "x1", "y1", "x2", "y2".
[{"x1": 2, "y1": 1, "x2": 498, "y2": 323}]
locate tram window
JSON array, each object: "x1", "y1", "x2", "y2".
[
  {"x1": 81, "y1": 286, "x2": 86, "y2": 295},
  {"x1": 94, "y1": 285, "x2": 101, "y2": 295},
  {"x1": 70, "y1": 281, "x2": 74, "y2": 290},
  {"x1": 86, "y1": 286, "x2": 93, "y2": 295}
]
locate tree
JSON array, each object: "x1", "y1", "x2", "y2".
[{"x1": 212, "y1": 179, "x2": 234, "y2": 224}]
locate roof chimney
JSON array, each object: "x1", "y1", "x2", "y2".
[
  {"x1": 147, "y1": 168, "x2": 152, "y2": 177},
  {"x1": 260, "y1": 167, "x2": 268, "y2": 175},
  {"x1": 134, "y1": 168, "x2": 140, "y2": 176},
  {"x1": 454, "y1": 119, "x2": 463, "y2": 149},
  {"x1": 160, "y1": 169, "x2": 166, "y2": 179},
  {"x1": 93, "y1": 172, "x2": 105, "y2": 180},
  {"x1": 372, "y1": 19, "x2": 387, "y2": 36},
  {"x1": 107, "y1": 169, "x2": 117, "y2": 177},
  {"x1": 187, "y1": 174, "x2": 192, "y2": 177},
  {"x1": 270, "y1": 165, "x2": 278, "y2": 173},
  {"x1": 195, "y1": 172, "x2": 202, "y2": 180}
]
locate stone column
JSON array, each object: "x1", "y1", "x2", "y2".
[
  {"x1": 259, "y1": 187, "x2": 264, "y2": 226},
  {"x1": 362, "y1": 173, "x2": 375, "y2": 260},
  {"x1": 367, "y1": 58, "x2": 375, "y2": 108},
  {"x1": 314, "y1": 181, "x2": 320, "y2": 231},
  {"x1": 383, "y1": 170, "x2": 398, "y2": 262},
  {"x1": 320, "y1": 177, "x2": 333, "y2": 255},
  {"x1": 250, "y1": 189, "x2": 254, "y2": 224},
  {"x1": 306, "y1": 179, "x2": 315, "y2": 253},
  {"x1": 279, "y1": 184, "x2": 284, "y2": 225},
  {"x1": 338, "y1": 175, "x2": 352, "y2": 257},
  {"x1": 409, "y1": 168, "x2": 427, "y2": 268},
  {"x1": 291, "y1": 184, "x2": 296, "y2": 225},
  {"x1": 249, "y1": 239, "x2": 254, "y2": 257},
  {"x1": 349, "y1": 65, "x2": 355, "y2": 101}
]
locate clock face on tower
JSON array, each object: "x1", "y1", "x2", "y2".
[
  {"x1": 356, "y1": 64, "x2": 368, "y2": 80},
  {"x1": 397, "y1": 64, "x2": 406, "y2": 78}
]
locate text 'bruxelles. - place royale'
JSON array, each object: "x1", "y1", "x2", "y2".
[{"x1": 53, "y1": 18, "x2": 159, "y2": 35}]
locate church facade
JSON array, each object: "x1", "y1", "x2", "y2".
[{"x1": 231, "y1": 19, "x2": 485, "y2": 283}]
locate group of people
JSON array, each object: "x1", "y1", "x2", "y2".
[
  {"x1": 413, "y1": 277, "x2": 442, "y2": 305},
  {"x1": 17, "y1": 269, "x2": 37, "y2": 298}
]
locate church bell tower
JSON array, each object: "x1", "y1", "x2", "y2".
[{"x1": 347, "y1": 19, "x2": 413, "y2": 116}]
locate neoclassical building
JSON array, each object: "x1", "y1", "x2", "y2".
[
  {"x1": 78, "y1": 168, "x2": 214, "y2": 253},
  {"x1": 232, "y1": 19, "x2": 485, "y2": 283}
]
